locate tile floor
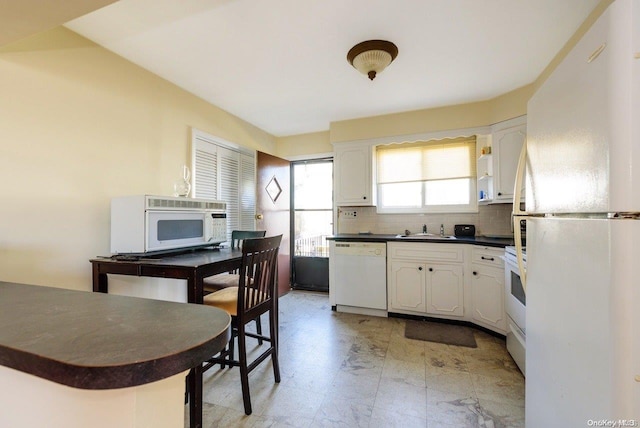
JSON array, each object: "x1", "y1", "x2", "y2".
[{"x1": 190, "y1": 291, "x2": 525, "y2": 427}]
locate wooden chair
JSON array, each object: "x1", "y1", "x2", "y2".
[
  {"x1": 202, "y1": 234, "x2": 282, "y2": 415},
  {"x1": 204, "y1": 230, "x2": 267, "y2": 345},
  {"x1": 203, "y1": 230, "x2": 266, "y2": 291}
]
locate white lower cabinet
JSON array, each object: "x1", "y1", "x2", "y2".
[
  {"x1": 470, "y1": 246, "x2": 506, "y2": 333},
  {"x1": 389, "y1": 261, "x2": 426, "y2": 312},
  {"x1": 388, "y1": 243, "x2": 464, "y2": 320},
  {"x1": 388, "y1": 242, "x2": 506, "y2": 334},
  {"x1": 426, "y1": 264, "x2": 464, "y2": 317}
]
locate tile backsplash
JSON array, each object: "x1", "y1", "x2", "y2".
[{"x1": 337, "y1": 204, "x2": 514, "y2": 237}]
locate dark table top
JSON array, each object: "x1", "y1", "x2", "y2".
[
  {"x1": 0, "y1": 281, "x2": 230, "y2": 390},
  {"x1": 90, "y1": 247, "x2": 244, "y2": 267},
  {"x1": 327, "y1": 233, "x2": 514, "y2": 248}
]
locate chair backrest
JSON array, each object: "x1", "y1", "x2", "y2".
[
  {"x1": 236, "y1": 235, "x2": 282, "y2": 321},
  {"x1": 230, "y1": 230, "x2": 266, "y2": 249}
]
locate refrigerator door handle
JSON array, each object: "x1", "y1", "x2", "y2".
[
  {"x1": 512, "y1": 138, "x2": 527, "y2": 216},
  {"x1": 512, "y1": 140, "x2": 528, "y2": 292}
]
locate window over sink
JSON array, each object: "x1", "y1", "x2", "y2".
[{"x1": 376, "y1": 137, "x2": 478, "y2": 213}]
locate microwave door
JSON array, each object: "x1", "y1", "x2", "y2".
[{"x1": 147, "y1": 211, "x2": 207, "y2": 252}]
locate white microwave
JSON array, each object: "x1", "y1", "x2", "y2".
[{"x1": 110, "y1": 195, "x2": 227, "y2": 254}]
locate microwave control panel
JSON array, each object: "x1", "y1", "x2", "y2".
[{"x1": 210, "y1": 213, "x2": 227, "y2": 242}]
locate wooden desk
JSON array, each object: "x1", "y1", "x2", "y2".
[{"x1": 90, "y1": 248, "x2": 243, "y2": 428}]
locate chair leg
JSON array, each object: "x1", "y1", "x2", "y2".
[
  {"x1": 218, "y1": 343, "x2": 227, "y2": 369},
  {"x1": 228, "y1": 332, "x2": 235, "y2": 369},
  {"x1": 184, "y1": 376, "x2": 189, "y2": 404},
  {"x1": 237, "y1": 326, "x2": 252, "y2": 415},
  {"x1": 255, "y1": 318, "x2": 263, "y2": 345},
  {"x1": 269, "y1": 308, "x2": 281, "y2": 383}
]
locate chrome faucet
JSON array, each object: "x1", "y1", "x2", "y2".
[
  {"x1": 422, "y1": 224, "x2": 427, "y2": 234},
  {"x1": 440, "y1": 224, "x2": 445, "y2": 236}
]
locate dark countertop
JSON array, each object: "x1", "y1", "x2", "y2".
[
  {"x1": 0, "y1": 281, "x2": 231, "y2": 390},
  {"x1": 327, "y1": 234, "x2": 514, "y2": 248}
]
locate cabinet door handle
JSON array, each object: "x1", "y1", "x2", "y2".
[
  {"x1": 481, "y1": 256, "x2": 495, "y2": 261},
  {"x1": 428, "y1": 267, "x2": 433, "y2": 272},
  {"x1": 497, "y1": 192, "x2": 502, "y2": 196},
  {"x1": 418, "y1": 266, "x2": 423, "y2": 271},
  {"x1": 473, "y1": 271, "x2": 477, "y2": 275},
  {"x1": 363, "y1": 196, "x2": 367, "y2": 200}
]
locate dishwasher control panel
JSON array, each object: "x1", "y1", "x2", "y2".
[{"x1": 334, "y1": 242, "x2": 386, "y2": 257}]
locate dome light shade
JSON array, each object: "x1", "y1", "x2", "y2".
[{"x1": 347, "y1": 40, "x2": 398, "y2": 80}]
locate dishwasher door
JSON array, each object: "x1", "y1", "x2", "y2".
[{"x1": 330, "y1": 242, "x2": 387, "y2": 310}]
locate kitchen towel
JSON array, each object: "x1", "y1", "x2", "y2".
[{"x1": 404, "y1": 320, "x2": 477, "y2": 348}]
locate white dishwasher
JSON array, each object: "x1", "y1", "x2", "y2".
[{"x1": 329, "y1": 241, "x2": 387, "y2": 316}]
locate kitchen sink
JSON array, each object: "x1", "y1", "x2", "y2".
[{"x1": 395, "y1": 234, "x2": 457, "y2": 240}]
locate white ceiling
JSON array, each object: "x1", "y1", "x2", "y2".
[{"x1": 65, "y1": 0, "x2": 601, "y2": 137}]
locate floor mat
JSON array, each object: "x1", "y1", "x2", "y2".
[{"x1": 404, "y1": 320, "x2": 477, "y2": 348}]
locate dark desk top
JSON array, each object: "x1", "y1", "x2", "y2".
[
  {"x1": 0, "y1": 281, "x2": 231, "y2": 390},
  {"x1": 327, "y1": 234, "x2": 514, "y2": 248}
]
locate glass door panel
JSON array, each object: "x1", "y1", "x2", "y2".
[{"x1": 292, "y1": 159, "x2": 333, "y2": 291}]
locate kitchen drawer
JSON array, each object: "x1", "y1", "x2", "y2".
[
  {"x1": 388, "y1": 242, "x2": 464, "y2": 263},
  {"x1": 471, "y1": 246, "x2": 504, "y2": 268}
]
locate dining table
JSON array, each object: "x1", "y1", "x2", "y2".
[{"x1": 90, "y1": 247, "x2": 244, "y2": 428}]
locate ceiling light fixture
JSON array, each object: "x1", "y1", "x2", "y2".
[{"x1": 347, "y1": 40, "x2": 398, "y2": 81}]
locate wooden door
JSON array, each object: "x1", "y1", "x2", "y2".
[{"x1": 256, "y1": 151, "x2": 290, "y2": 296}]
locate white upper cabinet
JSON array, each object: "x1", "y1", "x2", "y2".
[
  {"x1": 334, "y1": 144, "x2": 375, "y2": 206},
  {"x1": 477, "y1": 116, "x2": 526, "y2": 204}
]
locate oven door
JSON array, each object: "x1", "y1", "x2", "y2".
[
  {"x1": 504, "y1": 259, "x2": 526, "y2": 334},
  {"x1": 146, "y1": 210, "x2": 210, "y2": 252}
]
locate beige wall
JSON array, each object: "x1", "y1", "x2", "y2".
[
  {"x1": 274, "y1": 84, "x2": 533, "y2": 158},
  {"x1": 0, "y1": 28, "x2": 276, "y2": 291},
  {"x1": 328, "y1": 84, "x2": 534, "y2": 145},
  {"x1": 276, "y1": 131, "x2": 332, "y2": 159}
]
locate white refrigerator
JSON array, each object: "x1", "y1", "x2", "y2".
[{"x1": 515, "y1": 0, "x2": 640, "y2": 425}]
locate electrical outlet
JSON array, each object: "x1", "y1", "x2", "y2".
[{"x1": 341, "y1": 210, "x2": 357, "y2": 218}]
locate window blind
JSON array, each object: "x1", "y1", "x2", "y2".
[
  {"x1": 377, "y1": 137, "x2": 476, "y2": 184},
  {"x1": 191, "y1": 129, "x2": 256, "y2": 241},
  {"x1": 193, "y1": 145, "x2": 218, "y2": 199},
  {"x1": 240, "y1": 153, "x2": 256, "y2": 230}
]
